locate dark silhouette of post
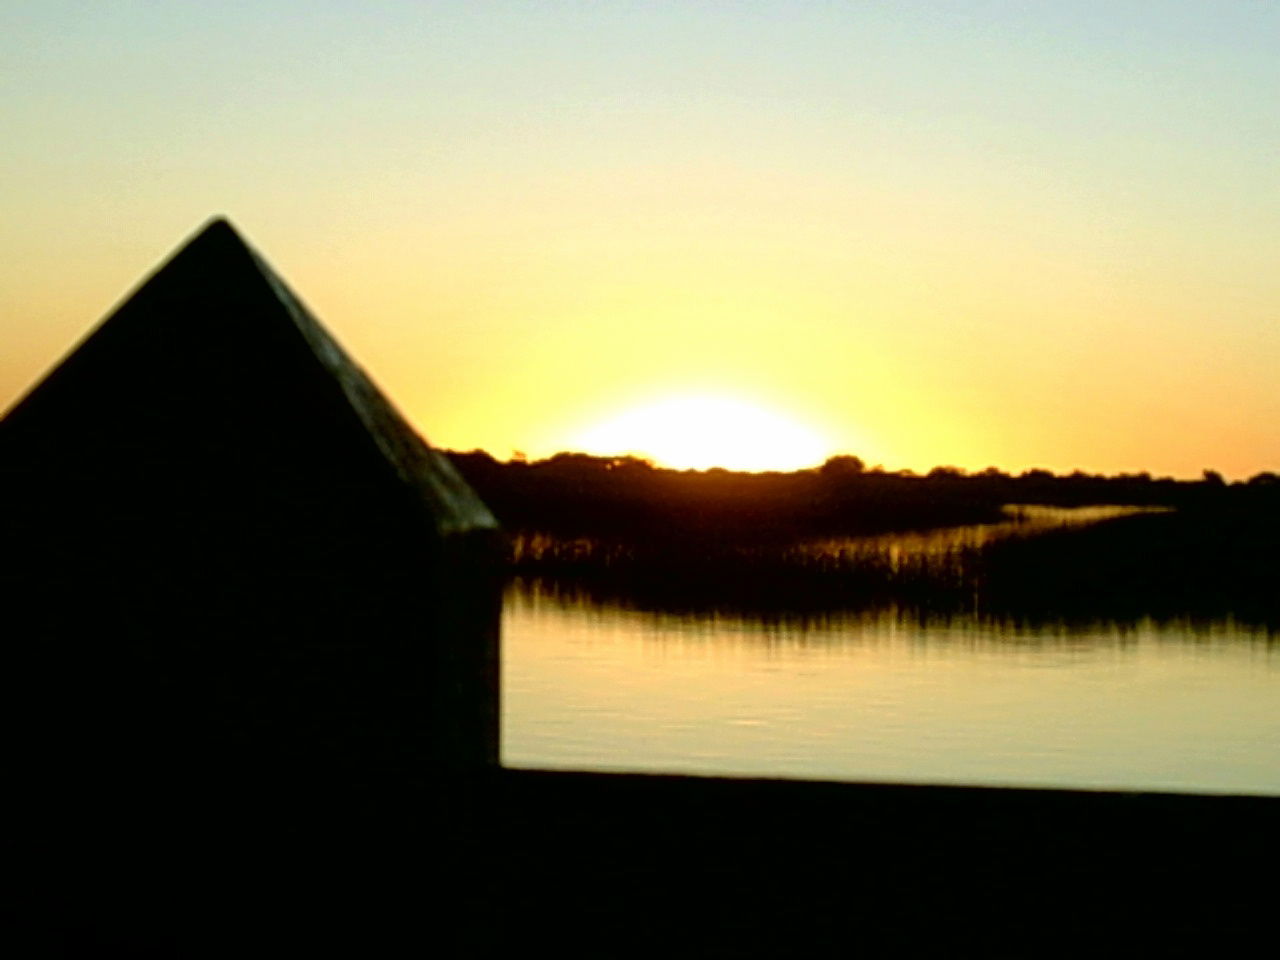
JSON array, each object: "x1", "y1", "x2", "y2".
[{"x1": 2, "y1": 218, "x2": 501, "y2": 842}]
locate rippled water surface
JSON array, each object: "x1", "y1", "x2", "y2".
[{"x1": 502, "y1": 581, "x2": 1279, "y2": 795}]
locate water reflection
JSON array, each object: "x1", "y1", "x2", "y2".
[
  {"x1": 502, "y1": 580, "x2": 1279, "y2": 796},
  {"x1": 509, "y1": 575, "x2": 1277, "y2": 648}
]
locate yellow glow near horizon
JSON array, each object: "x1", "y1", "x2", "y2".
[
  {"x1": 572, "y1": 393, "x2": 832, "y2": 472},
  {"x1": 3, "y1": 7, "x2": 1279, "y2": 481}
]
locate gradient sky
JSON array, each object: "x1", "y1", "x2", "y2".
[{"x1": 3, "y1": 2, "x2": 1277, "y2": 477}]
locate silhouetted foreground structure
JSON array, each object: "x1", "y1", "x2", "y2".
[
  {"x1": 3, "y1": 221, "x2": 1275, "y2": 957},
  {"x1": 1, "y1": 219, "x2": 500, "y2": 880}
]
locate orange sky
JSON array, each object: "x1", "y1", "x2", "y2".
[{"x1": 3, "y1": 4, "x2": 1277, "y2": 478}]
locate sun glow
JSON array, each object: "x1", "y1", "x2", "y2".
[{"x1": 572, "y1": 393, "x2": 832, "y2": 472}]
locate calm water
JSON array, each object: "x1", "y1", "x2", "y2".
[{"x1": 502, "y1": 582, "x2": 1279, "y2": 796}]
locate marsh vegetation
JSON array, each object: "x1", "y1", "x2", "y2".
[{"x1": 449, "y1": 451, "x2": 1280, "y2": 628}]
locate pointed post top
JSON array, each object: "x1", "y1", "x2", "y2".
[
  {"x1": 3, "y1": 215, "x2": 497, "y2": 547},
  {"x1": 4, "y1": 217, "x2": 503, "y2": 809}
]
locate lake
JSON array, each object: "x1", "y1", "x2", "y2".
[{"x1": 502, "y1": 510, "x2": 1279, "y2": 796}]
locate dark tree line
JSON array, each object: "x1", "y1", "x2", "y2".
[{"x1": 446, "y1": 449, "x2": 1279, "y2": 543}]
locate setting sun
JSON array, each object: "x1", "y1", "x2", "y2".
[{"x1": 571, "y1": 393, "x2": 832, "y2": 472}]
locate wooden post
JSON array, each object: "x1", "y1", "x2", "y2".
[{"x1": 2, "y1": 218, "x2": 502, "y2": 840}]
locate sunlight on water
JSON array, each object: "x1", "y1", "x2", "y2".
[{"x1": 502, "y1": 581, "x2": 1279, "y2": 796}]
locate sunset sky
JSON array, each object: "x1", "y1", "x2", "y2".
[{"x1": 3, "y1": 2, "x2": 1277, "y2": 477}]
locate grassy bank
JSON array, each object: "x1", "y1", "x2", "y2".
[
  {"x1": 502, "y1": 510, "x2": 1280, "y2": 630},
  {"x1": 447, "y1": 451, "x2": 1280, "y2": 628}
]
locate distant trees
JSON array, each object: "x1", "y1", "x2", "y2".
[
  {"x1": 820, "y1": 455, "x2": 865, "y2": 478},
  {"x1": 458, "y1": 448, "x2": 1275, "y2": 493},
  {"x1": 605, "y1": 455, "x2": 656, "y2": 472},
  {"x1": 444, "y1": 449, "x2": 1280, "y2": 543}
]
